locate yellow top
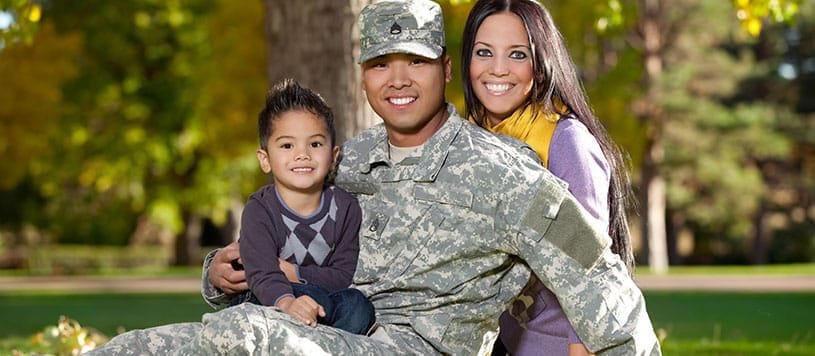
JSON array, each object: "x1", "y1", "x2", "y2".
[{"x1": 484, "y1": 106, "x2": 561, "y2": 167}]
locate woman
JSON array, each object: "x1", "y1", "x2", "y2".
[{"x1": 461, "y1": 0, "x2": 635, "y2": 355}]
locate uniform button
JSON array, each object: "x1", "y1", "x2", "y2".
[{"x1": 369, "y1": 219, "x2": 379, "y2": 232}]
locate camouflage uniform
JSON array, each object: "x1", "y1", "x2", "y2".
[
  {"x1": 90, "y1": 1, "x2": 659, "y2": 354},
  {"x1": 89, "y1": 107, "x2": 659, "y2": 356}
]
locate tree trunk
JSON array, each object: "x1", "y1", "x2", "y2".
[
  {"x1": 750, "y1": 201, "x2": 769, "y2": 264},
  {"x1": 637, "y1": 0, "x2": 669, "y2": 273},
  {"x1": 174, "y1": 212, "x2": 202, "y2": 266},
  {"x1": 263, "y1": 0, "x2": 377, "y2": 144}
]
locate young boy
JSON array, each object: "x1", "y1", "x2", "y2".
[
  {"x1": 230, "y1": 79, "x2": 374, "y2": 335},
  {"x1": 90, "y1": 1, "x2": 658, "y2": 354}
]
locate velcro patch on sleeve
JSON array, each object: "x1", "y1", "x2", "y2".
[{"x1": 522, "y1": 185, "x2": 609, "y2": 270}]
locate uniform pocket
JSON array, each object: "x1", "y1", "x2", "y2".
[{"x1": 361, "y1": 210, "x2": 389, "y2": 241}]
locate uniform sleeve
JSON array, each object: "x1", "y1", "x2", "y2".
[
  {"x1": 513, "y1": 178, "x2": 660, "y2": 355},
  {"x1": 296, "y1": 195, "x2": 362, "y2": 291},
  {"x1": 535, "y1": 120, "x2": 612, "y2": 345},
  {"x1": 201, "y1": 248, "x2": 230, "y2": 309},
  {"x1": 240, "y1": 198, "x2": 294, "y2": 306}
]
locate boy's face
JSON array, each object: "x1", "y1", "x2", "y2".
[
  {"x1": 361, "y1": 53, "x2": 452, "y2": 147},
  {"x1": 257, "y1": 110, "x2": 339, "y2": 197}
]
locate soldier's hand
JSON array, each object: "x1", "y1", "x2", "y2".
[{"x1": 208, "y1": 242, "x2": 248, "y2": 295}]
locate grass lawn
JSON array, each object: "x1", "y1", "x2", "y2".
[
  {"x1": 637, "y1": 263, "x2": 815, "y2": 276},
  {"x1": 1, "y1": 290, "x2": 814, "y2": 354},
  {"x1": 646, "y1": 291, "x2": 815, "y2": 355}
]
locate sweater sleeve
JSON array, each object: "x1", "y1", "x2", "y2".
[
  {"x1": 296, "y1": 191, "x2": 362, "y2": 291},
  {"x1": 548, "y1": 119, "x2": 611, "y2": 232},
  {"x1": 240, "y1": 196, "x2": 294, "y2": 306}
]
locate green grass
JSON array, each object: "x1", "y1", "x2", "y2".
[
  {"x1": 646, "y1": 291, "x2": 815, "y2": 342},
  {"x1": 1, "y1": 291, "x2": 814, "y2": 354},
  {"x1": 0, "y1": 293, "x2": 212, "y2": 338},
  {"x1": 645, "y1": 291, "x2": 815, "y2": 355},
  {"x1": 636, "y1": 263, "x2": 815, "y2": 276}
]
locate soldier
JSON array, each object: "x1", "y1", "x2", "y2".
[{"x1": 90, "y1": 1, "x2": 661, "y2": 355}]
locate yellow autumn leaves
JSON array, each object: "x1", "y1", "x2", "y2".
[{"x1": 734, "y1": 0, "x2": 800, "y2": 36}]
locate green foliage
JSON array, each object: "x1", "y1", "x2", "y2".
[
  {"x1": 42, "y1": 0, "x2": 218, "y2": 236},
  {"x1": 0, "y1": 0, "x2": 41, "y2": 47},
  {"x1": 0, "y1": 0, "x2": 267, "y2": 251},
  {"x1": 0, "y1": 23, "x2": 80, "y2": 190},
  {"x1": 656, "y1": 0, "x2": 806, "y2": 254},
  {"x1": 0, "y1": 0, "x2": 811, "y2": 266},
  {"x1": 548, "y1": 0, "x2": 813, "y2": 262}
]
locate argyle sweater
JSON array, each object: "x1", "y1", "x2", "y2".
[{"x1": 239, "y1": 184, "x2": 363, "y2": 306}]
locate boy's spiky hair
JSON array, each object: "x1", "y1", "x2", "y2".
[{"x1": 258, "y1": 79, "x2": 336, "y2": 150}]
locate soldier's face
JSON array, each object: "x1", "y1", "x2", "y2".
[{"x1": 361, "y1": 53, "x2": 452, "y2": 147}]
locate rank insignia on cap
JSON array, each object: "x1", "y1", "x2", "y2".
[
  {"x1": 390, "y1": 22, "x2": 402, "y2": 35},
  {"x1": 357, "y1": 0, "x2": 445, "y2": 64}
]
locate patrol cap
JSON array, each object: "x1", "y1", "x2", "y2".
[{"x1": 358, "y1": 0, "x2": 445, "y2": 64}]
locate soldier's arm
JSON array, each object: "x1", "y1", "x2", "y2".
[
  {"x1": 201, "y1": 242, "x2": 248, "y2": 308},
  {"x1": 512, "y1": 177, "x2": 661, "y2": 355}
]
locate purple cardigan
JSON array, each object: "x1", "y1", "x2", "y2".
[{"x1": 498, "y1": 118, "x2": 611, "y2": 355}]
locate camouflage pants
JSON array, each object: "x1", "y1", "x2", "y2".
[{"x1": 87, "y1": 303, "x2": 439, "y2": 355}]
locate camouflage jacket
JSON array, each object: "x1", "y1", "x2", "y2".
[
  {"x1": 188, "y1": 105, "x2": 660, "y2": 355},
  {"x1": 332, "y1": 105, "x2": 660, "y2": 355}
]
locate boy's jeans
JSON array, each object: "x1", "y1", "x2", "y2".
[{"x1": 230, "y1": 283, "x2": 375, "y2": 335}]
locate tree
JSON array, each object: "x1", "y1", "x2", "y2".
[
  {"x1": 0, "y1": 0, "x2": 42, "y2": 47},
  {"x1": 34, "y1": 0, "x2": 221, "y2": 263},
  {"x1": 263, "y1": 0, "x2": 377, "y2": 144},
  {"x1": 582, "y1": 0, "x2": 802, "y2": 271},
  {"x1": 9, "y1": 0, "x2": 269, "y2": 265},
  {"x1": 0, "y1": 23, "x2": 79, "y2": 190}
]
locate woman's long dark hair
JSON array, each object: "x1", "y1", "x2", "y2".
[{"x1": 462, "y1": 0, "x2": 635, "y2": 274}]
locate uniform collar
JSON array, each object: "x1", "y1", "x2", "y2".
[{"x1": 357, "y1": 104, "x2": 462, "y2": 182}]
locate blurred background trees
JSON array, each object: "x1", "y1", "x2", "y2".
[
  {"x1": 545, "y1": 0, "x2": 812, "y2": 270},
  {"x1": 0, "y1": 0, "x2": 811, "y2": 272}
]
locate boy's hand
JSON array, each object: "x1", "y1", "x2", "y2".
[
  {"x1": 276, "y1": 295, "x2": 326, "y2": 327},
  {"x1": 278, "y1": 259, "x2": 299, "y2": 282},
  {"x1": 208, "y1": 242, "x2": 248, "y2": 295}
]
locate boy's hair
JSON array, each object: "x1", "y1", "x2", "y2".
[{"x1": 258, "y1": 79, "x2": 336, "y2": 150}]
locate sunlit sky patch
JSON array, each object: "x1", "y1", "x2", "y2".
[{"x1": 0, "y1": 11, "x2": 13, "y2": 30}]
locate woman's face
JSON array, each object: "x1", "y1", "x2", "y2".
[{"x1": 469, "y1": 11, "x2": 534, "y2": 125}]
